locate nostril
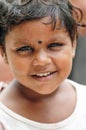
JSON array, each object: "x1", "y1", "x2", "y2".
[{"x1": 32, "y1": 65, "x2": 48, "y2": 72}]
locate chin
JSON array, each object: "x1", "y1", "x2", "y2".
[{"x1": 36, "y1": 88, "x2": 57, "y2": 95}]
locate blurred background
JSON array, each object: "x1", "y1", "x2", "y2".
[
  {"x1": 69, "y1": 0, "x2": 86, "y2": 85},
  {"x1": 69, "y1": 36, "x2": 86, "y2": 85}
]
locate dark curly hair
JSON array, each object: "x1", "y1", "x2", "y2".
[{"x1": 0, "y1": 0, "x2": 82, "y2": 45}]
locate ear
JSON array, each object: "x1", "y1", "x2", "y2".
[
  {"x1": 72, "y1": 38, "x2": 77, "y2": 58},
  {"x1": 0, "y1": 46, "x2": 8, "y2": 64}
]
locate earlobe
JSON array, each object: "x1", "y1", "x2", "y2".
[
  {"x1": 72, "y1": 49, "x2": 76, "y2": 58},
  {"x1": 0, "y1": 46, "x2": 8, "y2": 64},
  {"x1": 72, "y1": 39, "x2": 77, "y2": 58},
  {"x1": 2, "y1": 53, "x2": 8, "y2": 64}
]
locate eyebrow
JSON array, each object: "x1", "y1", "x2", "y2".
[{"x1": 12, "y1": 40, "x2": 30, "y2": 47}]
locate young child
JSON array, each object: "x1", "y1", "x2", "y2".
[{"x1": 0, "y1": 0, "x2": 86, "y2": 129}]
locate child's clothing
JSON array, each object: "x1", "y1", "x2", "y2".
[{"x1": 0, "y1": 79, "x2": 86, "y2": 130}]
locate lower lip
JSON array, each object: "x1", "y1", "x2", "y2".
[{"x1": 31, "y1": 72, "x2": 57, "y2": 82}]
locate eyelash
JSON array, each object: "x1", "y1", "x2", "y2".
[
  {"x1": 47, "y1": 43, "x2": 64, "y2": 48},
  {"x1": 15, "y1": 42, "x2": 64, "y2": 54},
  {"x1": 16, "y1": 46, "x2": 34, "y2": 52}
]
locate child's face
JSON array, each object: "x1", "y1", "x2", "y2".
[{"x1": 3, "y1": 17, "x2": 76, "y2": 95}]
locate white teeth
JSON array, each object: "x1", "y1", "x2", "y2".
[{"x1": 36, "y1": 72, "x2": 51, "y2": 77}]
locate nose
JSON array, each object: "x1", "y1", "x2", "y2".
[{"x1": 32, "y1": 50, "x2": 51, "y2": 66}]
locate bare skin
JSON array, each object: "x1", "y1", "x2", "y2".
[
  {"x1": 70, "y1": 0, "x2": 86, "y2": 35},
  {"x1": 0, "y1": 56, "x2": 13, "y2": 82},
  {"x1": 0, "y1": 17, "x2": 76, "y2": 123},
  {"x1": 0, "y1": 79, "x2": 76, "y2": 123}
]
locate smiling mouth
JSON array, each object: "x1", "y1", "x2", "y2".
[{"x1": 31, "y1": 71, "x2": 57, "y2": 78}]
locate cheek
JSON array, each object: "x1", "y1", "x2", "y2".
[
  {"x1": 54, "y1": 50, "x2": 73, "y2": 72},
  {"x1": 7, "y1": 56, "x2": 31, "y2": 76},
  {"x1": 58, "y1": 56, "x2": 72, "y2": 71}
]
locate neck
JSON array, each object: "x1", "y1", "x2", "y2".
[{"x1": 11, "y1": 79, "x2": 59, "y2": 102}]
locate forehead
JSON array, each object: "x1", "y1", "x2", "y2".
[
  {"x1": 10, "y1": 16, "x2": 62, "y2": 32},
  {"x1": 5, "y1": 17, "x2": 70, "y2": 45},
  {"x1": 10, "y1": 17, "x2": 65, "y2": 31}
]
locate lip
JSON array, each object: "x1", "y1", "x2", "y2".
[{"x1": 31, "y1": 71, "x2": 57, "y2": 82}]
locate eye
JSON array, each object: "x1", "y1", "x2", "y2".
[
  {"x1": 16, "y1": 45, "x2": 34, "y2": 54},
  {"x1": 47, "y1": 42, "x2": 64, "y2": 50}
]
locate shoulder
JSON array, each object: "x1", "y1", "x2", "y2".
[
  {"x1": 0, "y1": 103, "x2": 12, "y2": 130},
  {"x1": 67, "y1": 79, "x2": 86, "y2": 91},
  {"x1": 66, "y1": 79, "x2": 86, "y2": 103},
  {"x1": 67, "y1": 79, "x2": 86, "y2": 116},
  {"x1": 67, "y1": 79, "x2": 86, "y2": 106}
]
